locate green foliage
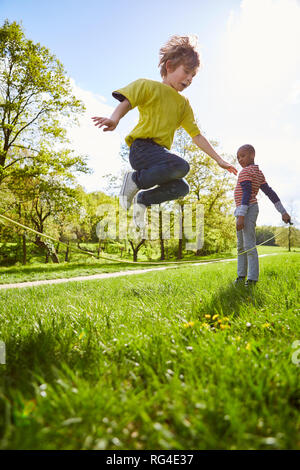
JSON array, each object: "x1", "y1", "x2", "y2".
[
  {"x1": 0, "y1": 20, "x2": 93, "y2": 262},
  {"x1": 172, "y1": 129, "x2": 236, "y2": 254},
  {"x1": 0, "y1": 20, "x2": 89, "y2": 183},
  {"x1": 275, "y1": 226, "x2": 300, "y2": 249},
  {"x1": 256, "y1": 226, "x2": 277, "y2": 245}
]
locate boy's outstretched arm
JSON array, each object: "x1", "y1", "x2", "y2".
[
  {"x1": 92, "y1": 99, "x2": 132, "y2": 131},
  {"x1": 260, "y1": 183, "x2": 291, "y2": 224},
  {"x1": 192, "y1": 134, "x2": 237, "y2": 175}
]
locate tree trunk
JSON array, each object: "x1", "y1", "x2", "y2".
[
  {"x1": 129, "y1": 239, "x2": 146, "y2": 262},
  {"x1": 34, "y1": 237, "x2": 60, "y2": 263},
  {"x1": 159, "y1": 209, "x2": 165, "y2": 260},
  {"x1": 196, "y1": 235, "x2": 202, "y2": 256},
  {"x1": 22, "y1": 233, "x2": 27, "y2": 265},
  {"x1": 177, "y1": 238, "x2": 183, "y2": 260},
  {"x1": 65, "y1": 241, "x2": 70, "y2": 262},
  {"x1": 177, "y1": 204, "x2": 184, "y2": 260}
]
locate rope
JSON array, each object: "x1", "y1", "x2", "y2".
[{"x1": 0, "y1": 212, "x2": 289, "y2": 266}]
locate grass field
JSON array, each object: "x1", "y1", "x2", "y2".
[
  {"x1": 0, "y1": 245, "x2": 297, "y2": 285},
  {"x1": 0, "y1": 252, "x2": 299, "y2": 449}
]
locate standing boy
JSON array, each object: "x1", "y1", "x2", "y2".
[
  {"x1": 234, "y1": 144, "x2": 291, "y2": 286},
  {"x1": 92, "y1": 35, "x2": 237, "y2": 228}
]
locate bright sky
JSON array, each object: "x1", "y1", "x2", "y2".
[{"x1": 1, "y1": 0, "x2": 299, "y2": 227}]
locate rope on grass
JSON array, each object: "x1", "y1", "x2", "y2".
[{"x1": 0, "y1": 212, "x2": 285, "y2": 266}]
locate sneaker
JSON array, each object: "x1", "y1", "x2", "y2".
[
  {"x1": 245, "y1": 279, "x2": 257, "y2": 287},
  {"x1": 133, "y1": 195, "x2": 147, "y2": 229},
  {"x1": 234, "y1": 276, "x2": 246, "y2": 285},
  {"x1": 119, "y1": 171, "x2": 139, "y2": 210}
]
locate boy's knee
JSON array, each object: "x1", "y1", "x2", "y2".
[
  {"x1": 178, "y1": 160, "x2": 190, "y2": 178},
  {"x1": 181, "y1": 160, "x2": 190, "y2": 176},
  {"x1": 177, "y1": 179, "x2": 190, "y2": 197},
  {"x1": 169, "y1": 157, "x2": 190, "y2": 179}
]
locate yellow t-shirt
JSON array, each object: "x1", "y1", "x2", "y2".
[{"x1": 112, "y1": 78, "x2": 201, "y2": 149}]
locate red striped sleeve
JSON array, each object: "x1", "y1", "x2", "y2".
[{"x1": 234, "y1": 165, "x2": 267, "y2": 207}]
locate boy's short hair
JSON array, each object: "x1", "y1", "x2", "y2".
[
  {"x1": 237, "y1": 144, "x2": 255, "y2": 156},
  {"x1": 159, "y1": 35, "x2": 200, "y2": 78}
]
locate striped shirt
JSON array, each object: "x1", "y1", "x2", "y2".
[{"x1": 234, "y1": 164, "x2": 266, "y2": 207}]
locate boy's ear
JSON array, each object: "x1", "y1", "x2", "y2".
[{"x1": 165, "y1": 60, "x2": 175, "y2": 73}]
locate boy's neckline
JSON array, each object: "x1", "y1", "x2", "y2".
[{"x1": 160, "y1": 80, "x2": 181, "y2": 94}]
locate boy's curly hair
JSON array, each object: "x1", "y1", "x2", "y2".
[
  {"x1": 159, "y1": 35, "x2": 200, "y2": 78},
  {"x1": 238, "y1": 144, "x2": 256, "y2": 155}
]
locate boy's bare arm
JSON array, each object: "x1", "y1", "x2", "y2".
[
  {"x1": 92, "y1": 99, "x2": 132, "y2": 131},
  {"x1": 236, "y1": 215, "x2": 245, "y2": 231},
  {"x1": 192, "y1": 134, "x2": 237, "y2": 175}
]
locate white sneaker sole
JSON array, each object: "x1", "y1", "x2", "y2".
[
  {"x1": 119, "y1": 171, "x2": 136, "y2": 210},
  {"x1": 133, "y1": 197, "x2": 146, "y2": 229}
]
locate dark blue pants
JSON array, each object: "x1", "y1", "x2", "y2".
[{"x1": 129, "y1": 139, "x2": 190, "y2": 206}]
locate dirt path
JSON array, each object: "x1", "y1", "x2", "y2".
[{"x1": 0, "y1": 254, "x2": 279, "y2": 290}]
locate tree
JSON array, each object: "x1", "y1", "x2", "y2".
[
  {"x1": 256, "y1": 226, "x2": 276, "y2": 245},
  {"x1": 128, "y1": 238, "x2": 146, "y2": 262},
  {"x1": 0, "y1": 20, "x2": 88, "y2": 185},
  {"x1": 12, "y1": 177, "x2": 78, "y2": 263},
  {"x1": 172, "y1": 128, "x2": 236, "y2": 255},
  {"x1": 275, "y1": 226, "x2": 300, "y2": 250},
  {"x1": 275, "y1": 203, "x2": 300, "y2": 250}
]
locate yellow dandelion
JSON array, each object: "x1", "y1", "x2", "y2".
[
  {"x1": 212, "y1": 314, "x2": 219, "y2": 321},
  {"x1": 220, "y1": 324, "x2": 230, "y2": 330},
  {"x1": 204, "y1": 314, "x2": 211, "y2": 319},
  {"x1": 218, "y1": 319, "x2": 223, "y2": 324},
  {"x1": 223, "y1": 317, "x2": 230, "y2": 322},
  {"x1": 263, "y1": 323, "x2": 271, "y2": 328},
  {"x1": 183, "y1": 321, "x2": 195, "y2": 328}
]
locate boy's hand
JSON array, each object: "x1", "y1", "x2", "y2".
[
  {"x1": 218, "y1": 160, "x2": 238, "y2": 175},
  {"x1": 282, "y1": 212, "x2": 291, "y2": 224},
  {"x1": 92, "y1": 117, "x2": 118, "y2": 132},
  {"x1": 236, "y1": 216, "x2": 245, "y2": 231}
]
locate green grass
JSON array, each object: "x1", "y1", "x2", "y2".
[
  {"x1": 0, "y1": 245, "x2": 297, "y2": 285},
  {"x1": 0, "y1": 258, "x2": 153, "y2": 285},
  {"x1": 0, "y1": 253, "x2": 299, "y2": 449}
]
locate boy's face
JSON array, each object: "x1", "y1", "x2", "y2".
[
  {"x1": 237, "y1": 149, "x2": 255, "y2": 168},
  {"x1": 165, "y1": 63, "x2": 197, "y2": 92}
]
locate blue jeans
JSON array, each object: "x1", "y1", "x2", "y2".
[
  {"x1": 129, "y1": 139, "x2": 190, "y2": 206},
  {"x1": 235, "y1": 203, "x2": 259, "y2": 281}
]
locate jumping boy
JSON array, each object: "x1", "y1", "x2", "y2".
[
  {"x1": 92, "y1": 35, "x2": 237, "y2": 228},
  {"x1": 234, "y1": 144, "x2": 291, "y2": 286}
]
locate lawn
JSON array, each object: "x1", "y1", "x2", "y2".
[
  {"x1": 0, "y1": 245, "x2": 297, "y2": 285},
  {"x1": 0, "y1": 252, "x2": 299, "y2": 449}
]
